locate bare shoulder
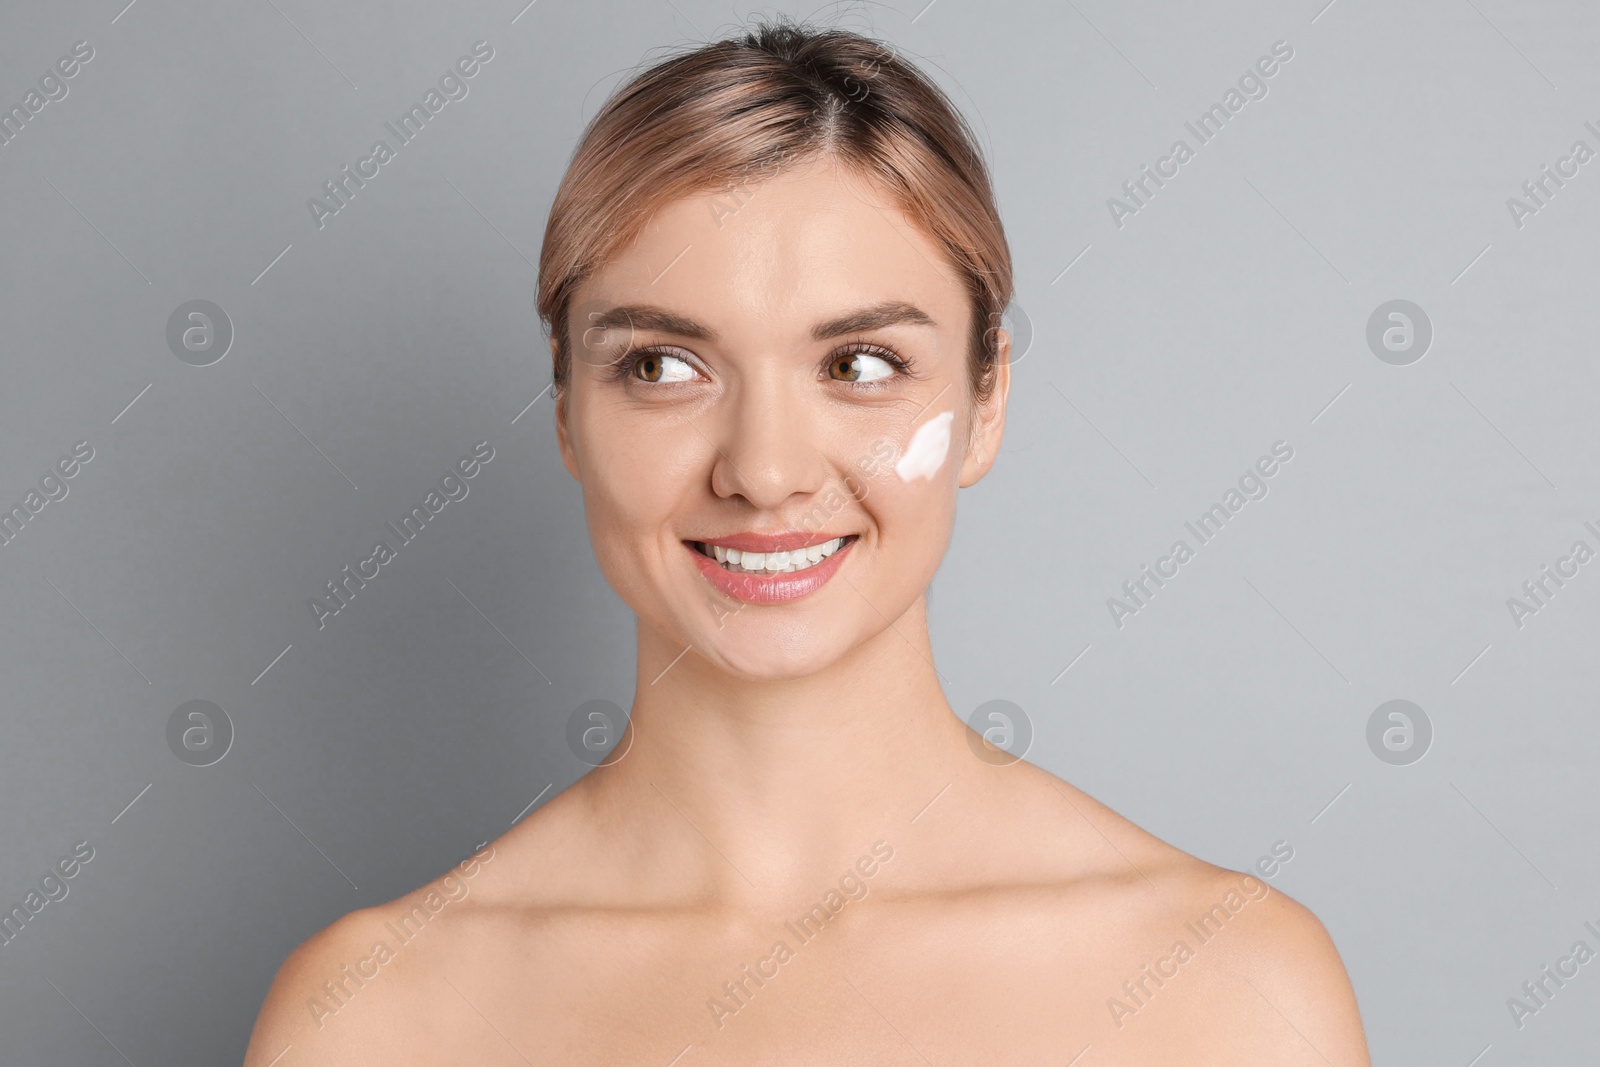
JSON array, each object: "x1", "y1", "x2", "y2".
[
  {"x1": 242, "y1": 840, "x2": 509, "y2": 1066},
  {"x1": 1186, "y1": 866, "x2": 1371, "y2": 1065},
  {"x1": 241, "y1": 780, "x2": 610, "y2": 1066},
  {"x1": 243, "y1": 903, "x2": 401, "y2": 1066},
  {"x1": 1003, "y1": 763, "x2": 1370, "y2": 1063}
]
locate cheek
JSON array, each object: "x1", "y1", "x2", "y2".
[
  {"x1": 893, "y1": 410, "x2": 955, "y2": 483},
  {"x1": 876, "y1": 473, "x2": 956, "y2": 538},
  {"x1": 838, "y1": 410, "x2": 961, "y2": 524},
  {"x1": 575, "y1": 415, "x2": 700, "y2": 558},
  {"x1": 861, "y1": 440, "x2": 958, "y2": 558}
]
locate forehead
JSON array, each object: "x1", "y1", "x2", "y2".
[{"x1": 575, "y1": 158, "x2": 969, "y2": 343}]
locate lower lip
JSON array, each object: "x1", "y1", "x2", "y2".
[{"x1": 687, "y1": 538, "x2": 856, "y2": 605}]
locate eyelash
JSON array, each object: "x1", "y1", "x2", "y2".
[{"x1": 604, "y1": 341, "x2": 915, "y2": 388}]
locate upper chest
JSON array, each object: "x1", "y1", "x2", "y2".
[{"x1": 351, "y1": 900, "x2": 1277, "y2": 1067}]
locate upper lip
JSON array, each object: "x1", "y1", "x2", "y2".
[{"x1": 689, "y1": 531, "x2": 855, "y2": 553}]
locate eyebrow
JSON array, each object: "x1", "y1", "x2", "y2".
[{"x1": 585, "y1": 300, "x2": 937, "y2": 343}]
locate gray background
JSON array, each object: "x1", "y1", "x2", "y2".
[{"x1": 1, "y1": 0, "x2": 1596, "y2": 1062}]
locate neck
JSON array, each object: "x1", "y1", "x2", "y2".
[{"x1": 590, "y1": 593, "x2": 970, "y2": 897}]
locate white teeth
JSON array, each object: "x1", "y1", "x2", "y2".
[{"x1": 701, "y1": 537, "x2": 846, "y2": 574}]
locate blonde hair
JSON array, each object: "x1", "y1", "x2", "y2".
[{"x1": 536, "y1": 15, "x2": 1013, "y2": 405}]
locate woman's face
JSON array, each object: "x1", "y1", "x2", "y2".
[{"x1": 554, "y1": 157, "x2": 1009, "y2": 680}]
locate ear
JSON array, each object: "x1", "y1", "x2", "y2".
[
  {"x1": 551, "y1": 335, "x2": 580, "y2": 482},
  {"x1": 958, "y1": 328, "x2": 1010, "y2": 488}
]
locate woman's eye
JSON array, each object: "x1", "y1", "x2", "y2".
[
  {"x1": 632, "y1": 350, "x2": 697, "y2": 384},
  {"x1": 828, "y1": 350, "x2": 897, "y2": 383}
]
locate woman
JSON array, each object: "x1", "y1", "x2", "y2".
[{"x1": 246, "y1": 17, "x2": 1370, "y2": 1064}]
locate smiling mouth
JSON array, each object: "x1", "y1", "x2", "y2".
[{"x1": 688, "y1": 535, "x2": 856, "y2": 575}]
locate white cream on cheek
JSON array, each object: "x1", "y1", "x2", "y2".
[{"x1": 894, "y1": 410, "x2": 954, "y2": 483}]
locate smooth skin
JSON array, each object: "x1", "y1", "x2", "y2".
[{"x1": 245, "y1": 156, "x2": 1371, "y2": 1066}]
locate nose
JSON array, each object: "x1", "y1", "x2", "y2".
[{"x1": 707, "y1": 376, "x2": 829, "y2": 511}]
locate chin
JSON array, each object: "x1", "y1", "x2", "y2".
[
  {"x1": 691, "y1": 614, "x2": 860, "y2": 681},
  {"x1": 614, "y1": 538, "x2": 934, "y2": 680}
]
